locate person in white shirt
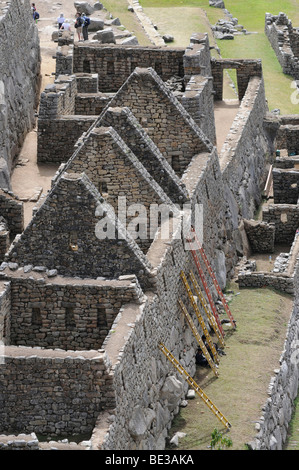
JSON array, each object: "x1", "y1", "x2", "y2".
[
  {"x1": 61, "y1": 19, "x2": 71, "y2": 31},
  {"x1": 57, "y1": 13, "x2": 65, "y2": 29}
]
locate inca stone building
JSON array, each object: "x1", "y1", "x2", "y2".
[{"x1": 1, "y1": 0, "x2": 299, "y2": 451}]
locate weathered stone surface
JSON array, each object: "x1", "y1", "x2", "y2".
[{"x1": 0, "y1": 0, "x2": 40, "y2": 178}]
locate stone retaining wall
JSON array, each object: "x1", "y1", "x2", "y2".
[
  {"x1": 237, "y1": 271, "x2": 294, "y2": 294},
  {"x1": 0, "y1": 433, "x2": 39, "y2": 450}
]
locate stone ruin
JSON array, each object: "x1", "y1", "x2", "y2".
[
  {"x1": 265, "y1": 12, "x2": 299, "y2": 81},
  {"x1": 0, "y1": 0, "x2": 299, "y2": 451}
]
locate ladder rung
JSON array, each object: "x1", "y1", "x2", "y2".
[
  {"x1": 178, "y1": 299, "x2": 219, "y2": 376},
  {"x1": 189, "y1": 270, "x2": 225, "y2": 346},
  {"x1": 189, "y1": 228, "x2": 236, "y2": 329},
  {"x1": 159, "y1": 343, "x2": 231, "y2": 429},
  {"x1": 180, "y1": 271, "x2": 219, "y2": 364}
]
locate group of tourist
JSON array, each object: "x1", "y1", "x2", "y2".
[
  {"x1": 31, "y1": 3, "x2": 90, "y2": 41},
  {"x1": 57, "y1": 11, "x2": 90, "y2": 41}
]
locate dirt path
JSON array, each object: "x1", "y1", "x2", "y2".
[{"x1": 214, "y1": 99, "x2": 240, "y2": 153}]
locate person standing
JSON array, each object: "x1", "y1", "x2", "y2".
[
  {"x1": 57, "y1": 13, "x2": 65, "y2": 29},
  {"x1": 74, "y1": 12, "x2": 83, "y2": 41},
  {"x1": 81, "y1": 13, "x2": 90, "y2": 41}
]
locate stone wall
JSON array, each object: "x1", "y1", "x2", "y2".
[
  {"x1": 237, "y1": 271, "x2": 294, "y2": 294},
  {"x1": 181, "y1": 75, "x2": 216, "y2": 145},
  {"x1": 0, "y1": 347, "x2": 114, "y2": 436},
  {"x1": 37, "y1": 116, "x2": 95, "y2": 164},
  {"x1": 96, "y1": 106, "x2": 189, "y2": 205},
  {"x1": 0, "y1": 281, "x2": 10, "y2": 342},
  {"x1": 7, "y1": 275, "x2": 142, "y2": 350},
  {"x1": 37, "y1": 74, "x2": 97, "y2": 164},
  {"x1": 102, "y1": 67, "x2": 213, "y2": 177},
  {"x1": 0, "y1": 0, "x2": 41, "y2": 183},
  {"x1": 55, "y1": 44, "x2": 74, "y2": 78},
  {"x1": 263, "y1": 204, "x2": 299, "y2": 244},
  {"x1": 220, "y1": 76, "x2": 270, "y2": 220},
  {"x1": 0, "y1": 189, "x2": 24, "y2": 238},
  {"x1": 211, "y1": 58, "x2": 262, "y2": 101},
  {"x1": 0, "y1": 433, "x2": 39, "y2": 450},
  {"x1": 272, "y1": 168, "x2": 299, "y2": 204},
  {"x1": 275, "y1": 124, "x2": 299, "y2": 156},
  {"x1": 75, "y1": 93, "x2": 113, "y2": 115},
  {"x1": 72, "y1": 44, "x2": 185, "y2": 93},
  {"x1": 243, "y1": 219, "x2": 275, "y2": 253},
  {"x1": 182, "y1": 34, "x2": 216, "y2": 144},
  {"x1": 94, "y1": 225, "x2": 203, "y2": 449},
  {"x1": 61, "y1": 126, "x2": 178, "y2": 252},
  {"x1": 5, "y1": 173, "x2": 154, "y2": 290},
  {"x1": 275, "y1": 155, "x2": 299, "y2": 169},
  {"x1": 38, "y1": 76, "x2": 77, "y2": 119}
]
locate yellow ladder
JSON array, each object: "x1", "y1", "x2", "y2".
[
  {"x1": 189, "y1": 270, "x2": 225, "y2": 348},
  {"x1": 159, "y1": 343, "x2": 231, "y2": 429},
  {"x1": 180, "y1": 271, "x2": 219, "y2": 364},
  {"x1": 178, "y1": 299, "x2": 219, "y2": 377}
]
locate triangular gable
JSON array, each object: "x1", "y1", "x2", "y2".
[
  {"x1": 5, "y1": 173, "x2": 154, "y2": 289},
  {"x1": 61, "y1": 125, "x2": 179, "y2": 218},
  {"x1": 93, "y1": 67, "x2": 213, "y2": 176},
  {"x1": 96, "y1": 106, "x2": 189, "y2": 205}
]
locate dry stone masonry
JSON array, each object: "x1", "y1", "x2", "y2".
[
  {"x1": 1, "y1": 0, "x2": 299, "y2": 452},
  {"x1": 0, "y1": 0, "x2": 41, "y2": 183}
]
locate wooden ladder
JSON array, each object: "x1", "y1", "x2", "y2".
[{"x1": 159, "y1": 343, "x2": 231, "y2": 429}]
